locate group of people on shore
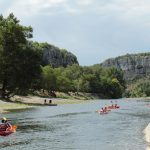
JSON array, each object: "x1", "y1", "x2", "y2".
[
  {"x1": 44, "y1": 99, "x2": 52, "y2": 104},
  {"x1": 99, "y1": 101, "x2": 120, "y2": 114}
]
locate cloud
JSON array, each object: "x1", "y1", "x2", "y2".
[
  {"x1": 94, "y1": 0, "x2": 150, "y2": 21},
  {"x1": 1, "y1": 0, "x2": 150, "y2": 65},
  {"x1": 76, "y1": 0, "x2": 94, "y2": 6},
  {"x1": 4, "y1": 0, "x2": 150, "y2": 20},
  {"x1": 4, "y1": 0, "x2": 67, "y2": 16},
  {"x1": 3, "y1": 0, "x2": 95, "y2": 17}
]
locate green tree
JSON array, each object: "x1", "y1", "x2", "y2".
[
  {"x1": 41, "y1": 65, "x2": 56, "y2": 93},
  {"x1": 100, "y1": 67, "x2": 125, "y2": 98},
  {"x1": 56, "y1": 76, "x2": 72, "y2": 92},
  {"x1": 0, "y1": 13, "x2": 41, "y2": 98},
  {"x1": 102, "y1": 67, "x2": 125, "y2": 88}
]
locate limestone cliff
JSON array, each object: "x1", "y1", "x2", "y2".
[
  {"x1": 33, "y1": 42, "x2": 78, "y2": 67},
  {"x1": 101, "y1": 53, "x2": 150, "y2": 80}
]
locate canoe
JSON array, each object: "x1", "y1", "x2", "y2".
[
  {"x1": 115, "y1": 106, "x2": 120, "y2": 109},
  {"x1": 108, "y1": 106, "x2": 120, "y2": 109},
  {"x1": 99, "y1": 111, "x2": 109, "y2": 115},
  {"x1": 98, "y1": 109, "x2": 109, "y2": 114},
  {"x1": 96, "y1": 109, "x2": 110, "y2": 114},
  {"x1": 0, "y1": 125, "x2": 17, "y2": 136}
]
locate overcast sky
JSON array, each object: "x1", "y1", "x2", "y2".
[{"x1": 1, "y1": 0, "x2": 150, "y2": 66}]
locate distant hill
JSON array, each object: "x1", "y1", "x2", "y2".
[
  {"x1": 33, "y1": 42, "x2": 79, "y2": 67},
  {"x1": 100, "y1": 53, "x2": 150, "y2": 81}
]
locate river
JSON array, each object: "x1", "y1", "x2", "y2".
[{"x1": 0, "y1": 99, "x2": 150, "y2": 150}]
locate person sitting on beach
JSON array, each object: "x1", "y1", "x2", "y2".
[
  {"x1": 44, "y1": 99, "x2": 46, "y2": 104},
  {"x1": 49, "y1": 99, "x2": 52, "y2": 104},
  {"x1": 0, "y1": 117, "x2": 12, "y2": 131}
]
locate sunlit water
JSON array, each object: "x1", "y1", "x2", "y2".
[{"x1": 0, "y1": 99, "x2": 150, "y2": 150}]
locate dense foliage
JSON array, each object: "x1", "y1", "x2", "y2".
[
  {"x1": 40, "y1": 65, "x2": 125, "y2": 98},
  {"x1": 0, "y1": 14, "x2": 42, "y2": 98},
  {"x1": 0, "y1": 14, "x2": 125, "y2": 99},
  {"x1": 124, "y1": 77, "x2": 150, "y2": 98}
]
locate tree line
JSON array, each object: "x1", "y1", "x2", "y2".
[
  {"x1": 0, "y1": 14, "x2": 125, "y2": 99},
  {"x1": 40, "y1": 64, "x2": 125, "y2": 98},
  {"x1": 124, "y1": 77, "x2": 150, "y2": 98}
]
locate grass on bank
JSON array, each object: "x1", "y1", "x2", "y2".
[
  {"x1": 0, "y1": 102, "x2": 33, "y2": 113},
  {"x1": 31, "y1": 91, "x2": 100, "y2": 100},
  {"x1": 51, "y1": 99, "x2": 90, "y2": 105}
]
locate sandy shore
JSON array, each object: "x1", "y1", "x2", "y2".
[
  {"x1": 0, "y1": 100, "x2": 33, "y2": 113},
  {"x1": 0, "y1": 95, "x2": 89, "y2": 113},
  {"x1": 11, "y1": 95, "x2": 88, "y2": 105}
]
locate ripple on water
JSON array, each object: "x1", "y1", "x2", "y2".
[{"x1": 0, "y1": 100, "x2": 149, "y2": 150}]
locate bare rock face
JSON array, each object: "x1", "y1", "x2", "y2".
[
  {"x1": 101, "y1": 53, "x2": 150, "y2": 80},
  {"x1": 42, "y1": 44, "x2": 78, "y2": 67}
]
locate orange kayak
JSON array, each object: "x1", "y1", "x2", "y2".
[{"x1": 0, "y1": 125, "x2": 17, "y2": 136}]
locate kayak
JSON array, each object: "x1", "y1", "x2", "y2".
[
  {"x1": 96, "y1": 109, "x2": 110, "y2": 114},
  {"x1": 99, "y1": 111, "x2": 109, "y2": 115},
  {"x1": 115, "y1": 106, "x2": 120, "y2": 109},
  {"x1": 0, "y1": 125, "x2": 17, "y2": 136},
  {"x1": 97, "y1": 110, "x2": 109, "y2": 114},
  {"x1": 108, "y1": 106, "x2": 120, "y2": 109}
]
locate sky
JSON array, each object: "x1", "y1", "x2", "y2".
[{"x1": 1, "y1": 0, "x2": 150, "y2": 66}]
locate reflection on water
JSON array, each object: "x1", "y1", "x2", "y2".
[
  {"x1": 0, "y1": 140, "x2": 31, "y2": 149},
  {"x1": 53, "y1": 111, "x2": 92, "y2": 118},
  {"x1": 0, "y1": 99, "x2": 150, "y2": 150}
]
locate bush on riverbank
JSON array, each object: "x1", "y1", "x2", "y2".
[{"x1": 29, "y1": 90, "x2": 100, "y2": 100}]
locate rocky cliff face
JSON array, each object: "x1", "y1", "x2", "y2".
[
  {"x1": 41, "y1": 43, "x2": 78, "y2": 67},
  {"x1": 101, "y1": 53, "x2": 150, "y2": 80}
]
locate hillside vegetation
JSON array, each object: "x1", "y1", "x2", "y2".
[
  {"x1": 0, "y1": 13, "x2": 125, "y2": 100},
  {"x1": 101, "y1": 53, "x2": 150, "y2": 98},
  {"x1": 101, "y1": 53, "x2": 150, "y2": 81}
]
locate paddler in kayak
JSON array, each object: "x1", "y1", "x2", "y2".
[
  {"x1": 0, "y1": 117, "x2": 12, "y2": 131},
  {"x1": 99, "y1": 107, "x2": 104, "y2": 113}
]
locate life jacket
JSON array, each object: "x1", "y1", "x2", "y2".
[{"x1": 0, "y1": 122, "x2": 12, "y2": 131}]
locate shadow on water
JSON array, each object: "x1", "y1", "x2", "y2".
[
  {"x1": 16, "y1": 111, "x2": 93, "y2": 133},
  {"x1": 7, "y1": 107, "x2": 36, "y2": 114},
  {"x1": 115, "y1": 112, "x2": 150, "y2": 119},
  {"x1": 50, "y1": 111, "x2": 92, "y2": 118},
  {"x1": 18, "y1": 124, "x2": 52, "y2": 132},
  {"x1": 0, "y1": 140, "x2": 31, "y2": 149}
]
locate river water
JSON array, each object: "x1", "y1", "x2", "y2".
[{"x1": 0, "y1": 99, "x2": 150, "y2": 150}]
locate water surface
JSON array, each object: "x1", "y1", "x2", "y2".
[{"x1": 0, "y1": 99, "x2": 150, "y2": 150}]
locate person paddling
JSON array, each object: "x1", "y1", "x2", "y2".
[
  {"x1": 100, "y1": 107, "x2": 104, "y2": 113},
  {"x1": 0, "y1": 117, "x2": 12, "y2": 131},
  {"x1": 115, "y1": 103, "x2": 118, "y2": 108}
]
